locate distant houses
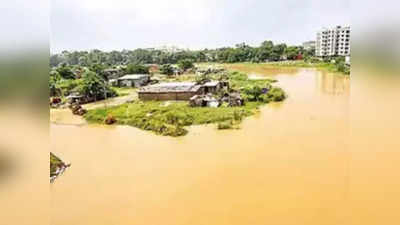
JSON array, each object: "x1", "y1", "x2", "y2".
[
  {"x1": 138, "y1": 81, "x2": 226, "y2": 101},
  {"x1": 110, "y1": 74, "x2": 150, "y2": 88}
]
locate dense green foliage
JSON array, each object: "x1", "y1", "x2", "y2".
[
  {"x1": 49, "y1": 68, "x2": 116, "y2": 99},
  {"x1": 159, "y1": 64, "x2": 174, "y2": 75},
  {"x1": 56, "y1": 64, "x2": 75, "y2": 79},
  {"x1": 50, "y1": 40, "x2": 307, "y2": 67},
  {"x1": 80, "y1": 71, "x2": 109, "y2": 100},
  {"x1": 84, "y1": 72, "x2": 286, "y2": 136},
  {"x1": 124, "y1": 64, "x2": 149, "y2": 74},
  {"x1": 177, "y1": 59, "x2": 194, "y2": 71}
]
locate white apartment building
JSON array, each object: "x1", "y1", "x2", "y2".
[{"x1": 316, "y1": 26, "x2": 350, "y2": 57}]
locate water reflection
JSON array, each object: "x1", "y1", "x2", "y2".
[{"x1": 316, "y1": 71, "x2": 350, "y2": 95}]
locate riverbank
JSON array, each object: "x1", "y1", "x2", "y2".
[
  {"x1": 199, "y1": 61, "x2": 349, "y2": 76},
  {"x1": 84, "y1": 71, "x2": 285, "y2": 136}
]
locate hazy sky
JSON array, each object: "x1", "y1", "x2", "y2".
[{"x1": 50, "y1": 0, "x2": 350, "y2": 53}]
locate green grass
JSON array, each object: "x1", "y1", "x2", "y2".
[
  {"x1": 111, "y1": 87, "x2": 135, "y2": 97},
  {"x1": 84, "y1": 101, "x2": 263, "y2": 136},
  {"x1": 224, "y1": 61, "x2": 350, "y2": 75},
  {"x1": 84, "y1": 71, "x2": 286, "y2": 136}
]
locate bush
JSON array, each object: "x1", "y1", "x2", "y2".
[
  {"x1": 217, "y1": 120, "x2": 233, "y2": 130},
  {"x1": 177, "y1": 59, "x2": 194, "y2": 71},
  {"x1": 159, "y1": 64, "x2": 174, "y2": 75},
  {"x1": 266, "y1": 87, "x2": 286, "y2": 101},
  {"x1": 125, "y1": 64, "x2": 149, "y2": 74},
  {"x1": 56, "y1": 65, "x2": 75, "y2": 79}
]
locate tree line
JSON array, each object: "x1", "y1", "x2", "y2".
[{"x1": 50, "y1": 41, "x2": 315, "y2": 67}]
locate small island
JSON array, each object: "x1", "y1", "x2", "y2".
[{"x1": 84, "y1": 70, "x2": 286, "y2": 136}]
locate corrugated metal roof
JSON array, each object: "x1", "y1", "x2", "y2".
[
  {"x1": 118, "y1": 74, "x2": 150, "y2": 80},
  {"x1": 139, "y1": 82, "x2": 201, "y2": 93}
]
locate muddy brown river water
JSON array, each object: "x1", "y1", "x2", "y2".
[{"x1": 50, "y1": 68, "x2": 351, "y2": 225}]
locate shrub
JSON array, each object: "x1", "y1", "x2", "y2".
[
  {"x1": 177, "y1": 59, "x2": 194, "y2": 71},
  {"x1": 159, "y1": 64, "x2": 174, "y2": 75},
  {"x1": 217, "y1": 120, "x2": 233, "y2": 130},
  {"x1": 125, "y1": 64, "x2": 149, "y2": 74},
  {"x1": 56, "y1": 65, "x2": 75, "y2": 79},
  {"x1": 105, "y1": 114, "x2": 117, "y2": 125}
]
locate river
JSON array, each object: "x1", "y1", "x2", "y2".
[{"x1": 51, "y1": 67, "x2": 350, "y2": 225}]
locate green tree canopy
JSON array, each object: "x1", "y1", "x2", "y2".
[
  {"x1": 125, "y1": 64, "x2": 150, "y2": 74},
  {"x1": 177, "y1": 59, "x2": 194, "y2": 71},
  {"x1": 56, "y1": 65, "x2": 75, "y2": 79},
  {"x1": 159, "y1": 64, "x2": 174, "y2": 75}
]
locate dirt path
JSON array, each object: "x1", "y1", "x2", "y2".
[{"x1": 50, "y1": 89, "x2": 137, "y2": 125}]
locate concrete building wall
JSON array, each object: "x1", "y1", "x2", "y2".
[{"x1": 316, "y1": 26, "x2": 350, "y2": 57}]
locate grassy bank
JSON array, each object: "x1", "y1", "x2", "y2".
[
  {"x1": 222, "y1": 60, "x2": 349, "y2": 75},
  {"x1": 85, "y1": 101, "x2": 264, "y2": 136},
  {"x1": 84, "y1": 72, "x2": 285, "y2": 136}
]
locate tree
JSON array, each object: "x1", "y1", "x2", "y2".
[
  {"x1": 125, "y1": 64, "x2": 149, "y2": 74},
  {"x1": 49, "y1": 71, "x2": 61, "y2": 96},
  {"x1": 159, "y1": 64, "x2": 174, "y2": 75},
  {"x1": 177, "y1": 59, "x2": 194, "y2": 71},
  {"x1": 56, "y1": 64, "x2": 75, "y2": 79},
  {"x1": 285, "y1": 46, "x2": 301, "y2": 60},
  {"x1": 89, "y1": 63, "x2": 107, "y2": 79},
  {"x1": 80, "y1": 71, "x2": 108, "y2": 101}
]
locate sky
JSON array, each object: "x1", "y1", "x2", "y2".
[{"x1": 50, "y1": 0, "x2": 350, "y2": 53}]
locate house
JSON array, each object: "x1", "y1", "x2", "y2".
[
  {"x1": 66, "y1": 93, "x2": 92, "y2": 104},
  {"x1": 116, "y1": 74, "x2": 150, "y2": 87},
  {"x1": 138, "y1": 81, "x2": 223, "y2": 101},
  {"x1": 103, "y1": 68, "x2": 123, "y2": 79},
  {"x1": 202, "y1": 81, "x2": 222, "y2": 93}
]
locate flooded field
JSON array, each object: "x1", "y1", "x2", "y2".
[{"x1": 51, "y1": 67, "x2": 351, "y2": 225}]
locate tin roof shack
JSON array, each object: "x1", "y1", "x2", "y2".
[
  {"x1": 139, "y1": 80, "x2": 223, "y2": 101},
  {"x1": 117, "y1": 74, "x2": 150, "y2": 88},
  {"x1": 103, "y1": 68, "x2": 124, "y2": 80},
  {"x1": 203, "y1": 81, "x2": 222, "y2": 94},
  {"x1": 66, "y1": 93, "x2": 93, "y2": 104},
  {"x1": 189, "y1": 94, "x2": 220, "y2": 107},
  {"x1": 139, "y1": 82, "x2": 203, "y2": 101}
]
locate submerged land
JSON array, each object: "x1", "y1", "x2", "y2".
[
  {"x1": 49, "y1": 42, "x2": 350, "y2": 181},
  {"x1": 84, "y1": 70, "x2": 285, "y2": 136},
  {"x1": 50, "y1": 63, "x2": 351, "y2": 225}
]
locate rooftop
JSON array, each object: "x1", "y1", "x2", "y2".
[
  {"x1": 139, "y1": 82, "x2": 201, "y2": 93},
  {"x1": 118, "y1": 74, "x2": 150, "y2": 80},
  {"x1": 203, "y1": 81, "x2": 220, "y2": 87}
]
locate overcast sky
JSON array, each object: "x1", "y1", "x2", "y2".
[{"x1": 50, "y1": 0, "x2": 350, "y2": 53}]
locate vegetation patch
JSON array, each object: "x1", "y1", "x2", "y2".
[
  {"x1": 224, "y1": 59, "x2": 350, "y2": 76},
  {"x1": 84, "y1": 72, "x2": 285, "y2": 136},
  {"x1": 50, "y1": 152, "x2": 66, "y2": 177}
]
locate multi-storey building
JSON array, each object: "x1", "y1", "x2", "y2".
[{"x1": 316, "y1": 26, "x2": 350, "y2": 57}]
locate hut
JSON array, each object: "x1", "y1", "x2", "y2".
[
  {"x1": 103, "y1": 68, "x2": 123, "y2": 79},
  {"x1": 116, "y1": 74, "x2": 150, "y2": 88},
  {"x1": 139, "y1": 82, "x2": 203, "y2": 101},
  {"x1": 138, "y1": 81, "x2": 222, "y2": 101}
]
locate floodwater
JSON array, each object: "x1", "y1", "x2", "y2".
[{"x1": 51, "y1": 68, "x2": 351, "y2": 225}]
